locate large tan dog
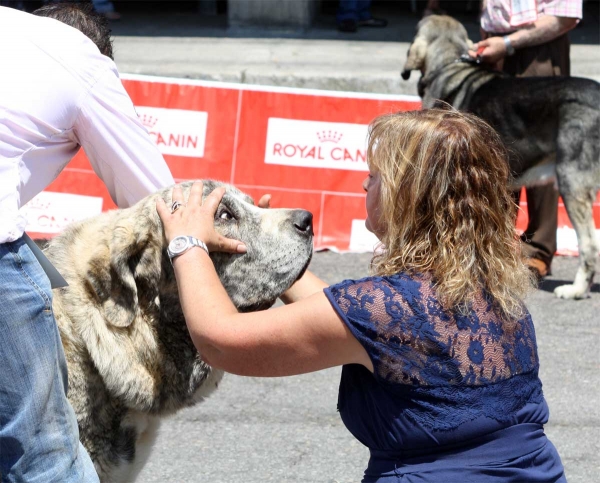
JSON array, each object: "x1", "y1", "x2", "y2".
[{"x1": 42, "y1": 180, "x2": 313, "y2": 482}]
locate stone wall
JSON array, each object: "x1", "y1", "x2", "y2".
[{"x1": 228, "y1": 0, "x2": 318, "y2": 28}]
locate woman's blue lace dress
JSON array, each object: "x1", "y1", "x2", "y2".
[{"x1": 324, "y1": 273, "x2": 566, "y2": 483}]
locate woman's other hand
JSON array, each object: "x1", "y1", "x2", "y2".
[
  {"x1": 257, "y1": 193, "x2": 271, "y2": 209},
  {"x1": 156, "y1": 181, "x2": 247, "y2": 254}
]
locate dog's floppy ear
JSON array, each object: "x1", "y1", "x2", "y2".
[
  {"x1": 85, "y1": 215, "x2": 163, "y2": 328},
  {"x1": 78, "y1": 204, "x2": 167, "y2": 409},
  {"x1": 401, "y1": 37, "x2": 428, "y2": 80}
]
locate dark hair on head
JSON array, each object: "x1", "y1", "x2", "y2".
[{"x1": 33, "y1": 1, "x2": 114, "y2": 60}]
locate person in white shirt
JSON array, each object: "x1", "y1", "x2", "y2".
[{"x1": 0, "y1": 5, "x2": 174, "y2": 481}]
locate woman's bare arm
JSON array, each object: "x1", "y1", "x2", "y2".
[{"x1": 157, "y1": 182, "x2": 372, "y2": 377}]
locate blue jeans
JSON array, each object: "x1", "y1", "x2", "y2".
[
  {"x1": 92, "y1": 0, "x2": 115, "y2": 14},
  {"x1": 337, "y1": 0, "x2": 372, "y2": 23},
  {"x1": 0, "y1": 238, "x2": 99, "y2": 483}
]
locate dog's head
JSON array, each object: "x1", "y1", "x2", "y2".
[
  {"x1": 47, "y1": 180, "x2": 313, "y2": 410},
  {"x1": 401, "y1": 15, "x2": 473, "y2": 81},
  {"x1": 74, "y1": 180, "x2": 313, "y2": 329},
  {"x1": 170, "y1": 180, "x2": 314, "y2": 312}
]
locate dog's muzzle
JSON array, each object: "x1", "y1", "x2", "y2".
[{"x1": 292, "y1": 210, "x2": 313, "y2": 237}]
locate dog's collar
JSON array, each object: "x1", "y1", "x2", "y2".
[
  {"x1": 418, "y1": 56, "x2": 485, "y2": 105},
  {"x1": 418, "y1": 56, "x2": 474, "y2": 97},
  {"x1": 422, "y1": 56, "x2": 479, "y2": 86}
]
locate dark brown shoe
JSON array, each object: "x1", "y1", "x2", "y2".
[{"x1": 526, "y1": 258, "x2": 549, "y2": 282}]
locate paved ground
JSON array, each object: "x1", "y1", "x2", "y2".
[
  {"x1": 137, "y1": 252, "x2": 600, "y2": 483},
  {"x1": 109, "y1": 2, "x2": 600, "y2": 94}
]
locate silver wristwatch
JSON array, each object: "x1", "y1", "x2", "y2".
[
  {"x1": 167, "y1": 235, "x2": 209, "y2": 262},
  {"x1": 503, "y1": 36, "x2": 515, "y2": 56}
]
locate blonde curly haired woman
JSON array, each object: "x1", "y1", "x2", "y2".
[{"x1": 157, "y1": 109, "x2": 566, "y2": 482}]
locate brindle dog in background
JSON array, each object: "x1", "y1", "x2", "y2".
[
  {"x1": 42, "y1": 180, "x2": 313, "y2": 482},
  {"x1": 401, "y1": 15, "x2": 600, "y2": 300}
]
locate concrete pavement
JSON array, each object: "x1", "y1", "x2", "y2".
[{"x1": 136, "y1": 253, "x2": 599, "y2": 483}]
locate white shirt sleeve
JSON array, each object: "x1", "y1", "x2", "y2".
[{"x1": 74, "y1": 67, "x2": 174, "y2": 208}]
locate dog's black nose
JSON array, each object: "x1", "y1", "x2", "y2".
[{"x1": 292, "y1": 210, "x2": 313, "y2": 236}]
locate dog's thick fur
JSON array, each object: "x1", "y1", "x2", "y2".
[
  {"x1": 401, "y1": 15, "x2": 600, "y2": 299},
  {"x1": 42, "y1": 180, "x2": 313, "y2": 482}
]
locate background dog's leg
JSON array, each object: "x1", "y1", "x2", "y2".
[{"x1": 554, "y1": 189, "x2": 599, "y2": 299}]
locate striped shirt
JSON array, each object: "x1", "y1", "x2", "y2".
[{"x1": 481, "y1": 0, "x2": 582, "y2": 34}]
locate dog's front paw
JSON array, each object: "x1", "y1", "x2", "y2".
[{"x1": 554, "y1": 284, "x2": 589, "y2": 300}]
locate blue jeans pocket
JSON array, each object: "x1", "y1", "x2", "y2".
[{"x1": 7, "y1": 241, "x2": 52, "y2": 312}]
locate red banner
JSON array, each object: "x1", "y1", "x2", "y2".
[{"x1": 24, "y1": 74, "x2": 600, "y2": 254}]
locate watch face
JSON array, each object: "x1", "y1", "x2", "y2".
[{"x1": 170, "y1": 236, "x2": 189, "y2": 254}]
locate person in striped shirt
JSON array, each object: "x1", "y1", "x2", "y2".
[{"x1": 470, "y1": 0, "x2": 583, "y2": 281}]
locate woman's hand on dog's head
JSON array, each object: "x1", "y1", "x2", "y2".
[{"x1": 156, "y1": 182, "x2": 247, "y2": 254}]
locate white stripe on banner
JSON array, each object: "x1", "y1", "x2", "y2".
[
  {"x1": 120, "y1": 73, "x2": 422, "y2": 102},
  {"x1": 23, "y1": 192, "x2": 103, "y2": 235},
  {"x1": 349, "y1": 219, "x2": 379, "y2": 252},
  {"x1": 556, "y1": 227, "x2": 600, "y2": 256}
]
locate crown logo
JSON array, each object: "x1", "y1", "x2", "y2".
[
  {"x1": 140, "y1": 113, "x2": 159, "y2": 128},
  {"x1": 316, "y1": 130, "x2": 343, "y2": 143}
]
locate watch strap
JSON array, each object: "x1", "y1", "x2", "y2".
[
  {"x1": 188, "y1": 237, "x2": 209, "y2": 255},
  {"x1": 168, "y1": 236, "x2": 209, "y2": 263}
]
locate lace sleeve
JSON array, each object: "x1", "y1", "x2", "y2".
[
  {"x1": 324, "y1": 274, "x2": 539, "y2": 387},
  {"x1": 325, "y1": 275, "x2": 424, "y2": 382}
]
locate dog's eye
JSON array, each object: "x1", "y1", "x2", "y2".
[{"x1": 219, "y1": 210, "x2": 234, "y2": 221}]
